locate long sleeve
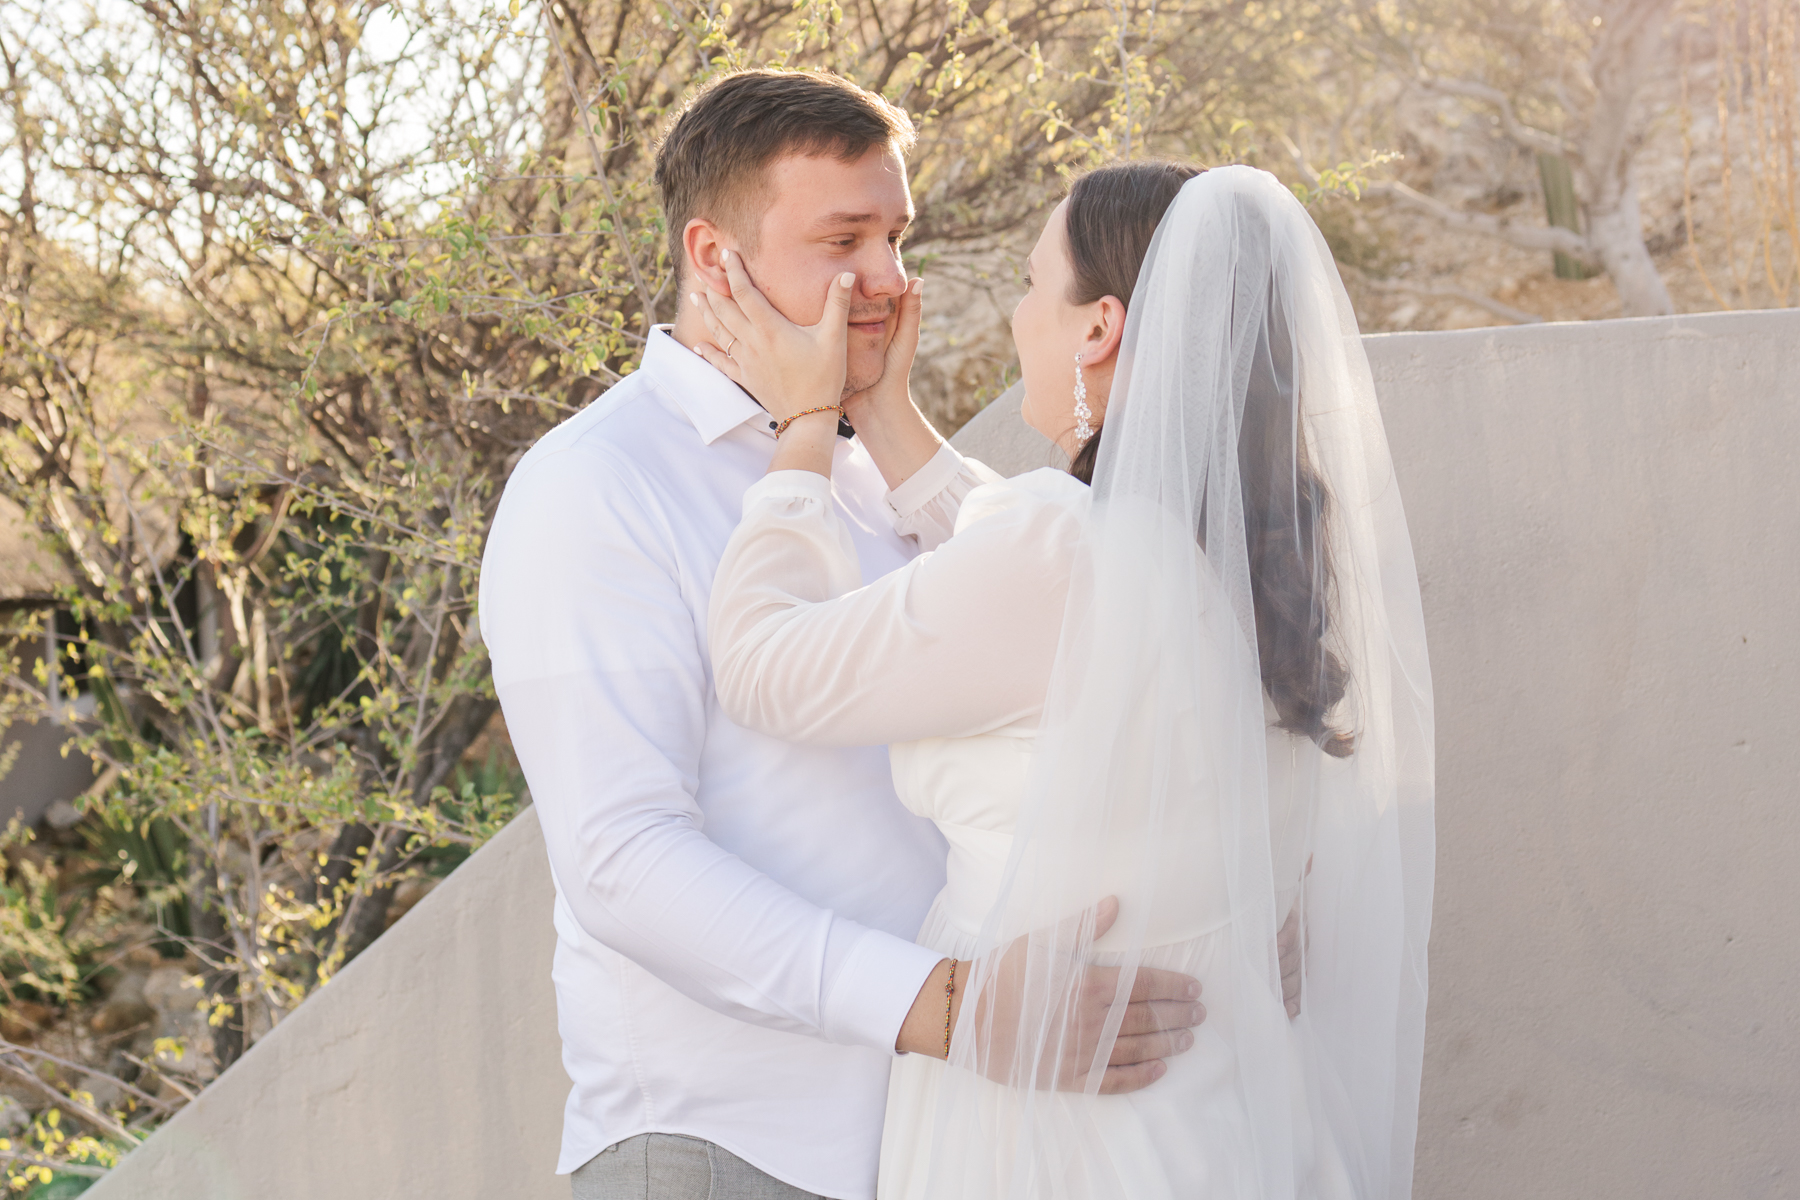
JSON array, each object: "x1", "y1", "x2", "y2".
[
  {"x1": 884, "y1": 443, "x2": 1005, "y2": 551},
  {"x1": 709, "y1": 468, "x2": 1086, "y2": 747},
  {"x1": 480, "y1": 445, "x2": 940, "y2": 1054}
]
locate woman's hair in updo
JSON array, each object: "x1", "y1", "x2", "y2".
[{"x1": 1060, "y1": 161, "x2": 1354, "y2": 757}]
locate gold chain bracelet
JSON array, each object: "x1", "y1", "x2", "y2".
[
  {"x1": 943, "y1": 958, "x2": 957, "y2": 1059},
  {"x1": 773, "y1": 404, "x2": 844, "y2": 437}
]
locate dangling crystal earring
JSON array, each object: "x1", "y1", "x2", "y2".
[{"x1": 1072, "y1": 351, "x2": 1094, "y2": 442}]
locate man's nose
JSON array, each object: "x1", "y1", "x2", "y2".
[{"x1": 854, "y1": 243, "x2": 907, "y2": 299}]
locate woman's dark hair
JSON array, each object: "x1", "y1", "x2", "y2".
[{"x1": 1062, "y1": 162, "x2": 1354, "y2": 757}]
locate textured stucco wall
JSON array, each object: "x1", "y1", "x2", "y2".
[{"x1": 91, "y1": 309, "x2": 1800, "y2": 1198}]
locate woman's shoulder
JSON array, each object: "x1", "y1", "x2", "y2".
[{"x1": 952, "y1": 467, "x2": 1090, "y2": 536}]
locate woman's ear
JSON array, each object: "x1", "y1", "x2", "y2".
[
  {"x1": 1079, "y1": 294, "x2": 1128, "y2": 367},
  {"x1": 683, "y1": 218, "x2": 733, "y2": 295}
]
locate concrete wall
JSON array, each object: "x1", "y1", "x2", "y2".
[
  {"x1": 90, "y1": 309, "x2": 1800, "y2": 1199},
  {"x1": 955, "y1": 309, "x2": 1800, "y2": 1200},
  {"x1": 85, "y1": 807, "x2": 567, "y2": 1200}
]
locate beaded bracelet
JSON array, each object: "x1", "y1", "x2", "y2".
[
  {"x1": 774, "y1": 404, "x2": 845, "y2": 437},
  {"x1": 943, "y1": 959, "x2": 957, "y2": 1059}
]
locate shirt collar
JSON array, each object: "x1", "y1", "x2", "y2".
[{"x1": 641, "y1": 325, "x2": 774, "y2": 444}]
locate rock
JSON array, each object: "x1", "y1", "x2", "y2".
[
  {"x1": 89, "y1": 997, "x2": 155, "y2": 1035},
  {"x1": 0, "y1": 1002, "x2": 58, "y2": 1044},
  {"x1": 383, "y1": 875, "x2": 441, "y2": 929},
  {"x1": 81, "y1": 1076, "x2": 124, "y2": 1116},
  {"x1": 141, "y1": 966, "x2": 219, "y2": 1082}
]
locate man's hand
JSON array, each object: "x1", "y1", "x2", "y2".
[
  {"x1": 1278, "y1": 855, "x2": 1312, "y2": 1019},
  {"x1": 896, "y1": 897, "x2": 1205, "y2": 1095},
  {"x1": 1278, "y1": 905, "x2": 1302, "y2": 1018}
]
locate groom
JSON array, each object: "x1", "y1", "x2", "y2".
[{"x1": 481, "y1": 70, "x2": 1210, "y2": 1200}]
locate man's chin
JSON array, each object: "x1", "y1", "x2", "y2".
[{"x1": 842, "y1": 354, "x2": 889, "y2": 399}]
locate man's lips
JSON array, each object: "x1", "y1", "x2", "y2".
[{"x1": 848, "y1": 316, "x2": 888, "y2": 334}]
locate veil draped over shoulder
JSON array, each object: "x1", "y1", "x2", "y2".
[{"x1": 925, "y1": 166, "x2": 1435, "y2": 1200}]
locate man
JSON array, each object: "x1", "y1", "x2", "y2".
[{"x1": 480, "y1": 71, "x2": 1207, "y2": 1200}]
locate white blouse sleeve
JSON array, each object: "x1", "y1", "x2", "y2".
[
  {"x1": 883, "y1": 442, "x2": 1005, "y2": 551},
  {"x1": 710, "y1": 469, "x2": 1081, "y2": 746}
]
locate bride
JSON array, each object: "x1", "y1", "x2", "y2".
[{"x1": 691, "y1": 163, "x2": 1435, "y2": 1199}]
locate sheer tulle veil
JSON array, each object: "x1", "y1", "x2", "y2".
[{"x1": 925, "y1": 165, "x2": 1435, "y2": 1199}]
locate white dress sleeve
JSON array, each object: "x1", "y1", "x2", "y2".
[
  {"x1": 710, "y1": 468, "x2": 1083, "y2": 747},
  {"x1": 884, "y1": 443, "x2": 1006, "y2": 552}
]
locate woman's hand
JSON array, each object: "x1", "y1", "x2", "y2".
[
  {"x1": 691, "y1": 250, "x2": 855, "y2": 428},
  {"x1": 841, "y1": 274, "x2": 923, "y2": 428},
  {"x1": 838, "y1": 275, "x2": 944, "y2": 489}
]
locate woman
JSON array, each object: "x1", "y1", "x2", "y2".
[{"x1": 694, "y1": 164, "x2": 1434, "y2": 1199}]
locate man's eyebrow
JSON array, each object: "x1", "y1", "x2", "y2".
[{"x1": 812, "y1": 210, "x2": 915, "y2": 228}]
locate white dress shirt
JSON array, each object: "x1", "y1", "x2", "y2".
[{"x1": 479, "y1": 328, "x2": 984, "y2": 1197}]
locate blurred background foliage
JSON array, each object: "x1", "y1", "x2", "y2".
[{"x1": 0, "y1": 0, "x2": 1793, "y2": 1187}]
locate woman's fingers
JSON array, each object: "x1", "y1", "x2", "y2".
[
  {"x1": 692, "y1": 341, "x2": 743, "y2": 384},
  {"x1": 816, "y1": 269, "x2": 855, "y2": 344},
  {"x1": 720, "y1": 248, "x2": 779, "y2": 320},
  {"x1": 889, "y1": 276, "x2": 923, "y2": 364},
  {"x1": 691, "y1": 288, "x2": 750, "y2": 351}
]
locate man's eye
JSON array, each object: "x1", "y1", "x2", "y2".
[{"x1": 1023, "y1": 273, "x2": 1034, "y2": 288}]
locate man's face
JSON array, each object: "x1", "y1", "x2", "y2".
[{"x1": 740, "y1": 144, "x2": 913, "y2": 396}]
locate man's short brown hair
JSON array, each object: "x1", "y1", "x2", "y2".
[{"x1": 654, "y1": 70, "x2": 915, "y2": 281}]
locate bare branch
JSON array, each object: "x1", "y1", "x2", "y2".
[
  {"x1": 1416, "y1": 74, "x2": 1568, "y2": 158},
  {"x1": 0, "y1": 1051, "x2": 139, "y2": 1142},
  {"x1": 1351, "y1": 271, "x2": 1547, "y2": 326},
  {"x1": 1367, "y1": 180, "x2": 1599, "y2": 265}
]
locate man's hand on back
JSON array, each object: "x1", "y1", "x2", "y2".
[{"x1": 895, "y1": 897, "x2": 1205, "y2": 1095}]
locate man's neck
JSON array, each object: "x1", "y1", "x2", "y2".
[{"x1": 670, "y1": 306, "x2": 709, "y2": 354}]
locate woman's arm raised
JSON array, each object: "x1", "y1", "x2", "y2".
[{"x1": 708, "y1": 473, "x2": 1079, "y2": 746}]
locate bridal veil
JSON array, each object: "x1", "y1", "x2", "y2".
[{"x1": 927, "y1": 165, "x2": 1435, "y2": 1200}]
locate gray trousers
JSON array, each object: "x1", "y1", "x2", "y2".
[{"x1": 571, "y1": 1133, "x2": 826, "y2": 1200}]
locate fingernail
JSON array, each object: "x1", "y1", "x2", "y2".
[
  {"x1": 688, "y1": 292, "x2": 699, "y2": 305},
  {"x1": 912, "y1": 278, "x2": 924, "y2": 295},
  {"x1": 839, "y1": 271, "x2": 855, "y2": 287},
  {"x1": 1151, "y1": 1061, "x2": 1167, "y2": 1079},
  {"x1": 1191, "y1": 1004, "x2": 1206, "y2": 1023},
  {"x1": 1177, "y1": 1031, "x2": 1194, "y2": 1051},
  {"x1": 722, "y1": 249, "x2": 731, "y2": 262},
  {"x1": 1186, "y1": 981, "x2": 1201, "y2": 999}
]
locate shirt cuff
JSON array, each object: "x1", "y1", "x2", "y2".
[
  {"x1": 741, "y1": 468, "x2": 833, "y2": 513},
  {"x1": 885, "y1": 443, "x2": 967, "y2": 522},
  {"x1": 819, "y1": 924, "x2": 945, "y2": 1055}
]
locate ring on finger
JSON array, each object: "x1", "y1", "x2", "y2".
[{"x1": 724, "y1": 336, "x2": 739, "y2": 357}]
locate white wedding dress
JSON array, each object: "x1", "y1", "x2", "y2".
[
  {"x1": 710, "y1": 168, "x2": 1433, "y2": 1200},
  {"x1": 710, "y1": 463, "x2": 1333, "y2": 1199}
]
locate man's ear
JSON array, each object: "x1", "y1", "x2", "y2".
[
  {"x1": 683, "y1": 218, "x2": 735, "y2": 295},
  {"x1": 1079, "y1": 295, "x2": 1128, "y2": 367}
]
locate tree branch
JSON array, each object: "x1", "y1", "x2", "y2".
[
  {"x1": 1416, "y1": 74, "x2": 1568, "y2": 158},
  {"x1": 1351, "y1": 271, "x2": 1547, "y2": 325},
  {"x1": 1367, "y1": 180, "x2": 1600, "y2": 264}
]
